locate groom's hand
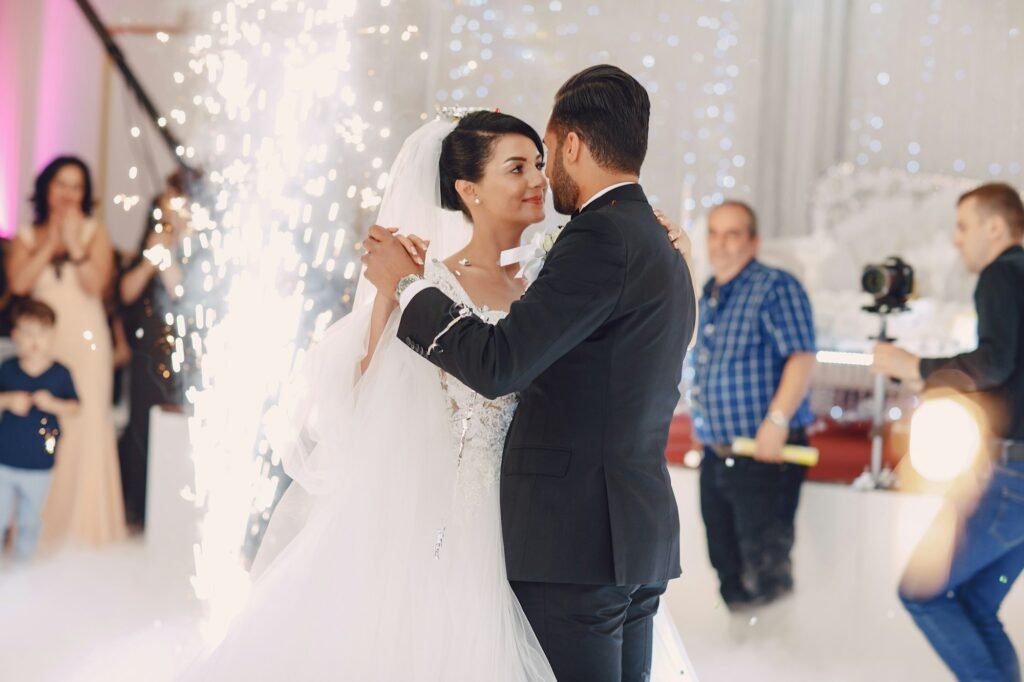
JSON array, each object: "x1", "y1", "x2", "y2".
[{"x1": 362, "y1": 225, "x2": 424, "y2": 301}]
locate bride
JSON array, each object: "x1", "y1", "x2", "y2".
[{"x1": 183, "y1": 111, "x2": 697, "y2": 681}]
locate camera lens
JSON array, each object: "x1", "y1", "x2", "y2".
[
  {"x1": 861, "y1": 257, "x2": 914, "y2": 311},
  {"x1": 861, "y1": 267, "x2": 889, "y2": 295}
]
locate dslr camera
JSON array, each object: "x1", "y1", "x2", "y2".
[{"x1": 862, "y1": 256, "x2": 914, "y2": 312}]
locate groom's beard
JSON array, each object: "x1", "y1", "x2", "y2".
[{"x1": 550, "y1": 147, "x2": 580, "y2": 216}]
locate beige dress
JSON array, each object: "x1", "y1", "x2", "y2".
[{"x1": 18, "y1": 223, "x2": 126, "y2": 547}]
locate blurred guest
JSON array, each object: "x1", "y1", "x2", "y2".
[
  {"x1": 5, "y1": 156, "x2": 126, "y2": 547},
  {"x1": 108, "y1": 301, "x2": 132, "y2": 406},
  {"x1": 0, "y1": 300, "x2": 79, "y2": 562},
  {"x1": 117, "y1": 172, "x2": 189, "y2": 528},
  {"x1": 0, "y1": 237, "x2": 13, "y2": 336},
  {"x1": 691, "y1": 200, "x2": 816, "y2": 610},
  {"x1": 873, "y1": 182, "x2": 1024, "y2": 682}
]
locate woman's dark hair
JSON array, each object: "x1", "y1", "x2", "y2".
[
  {"x1": 439, "y1": 111, "x2": 544, "y2": 218},
  {"x1": 31, "y1": 156, "x2": 94, "y2": 225},
  {"x1": 549, "y1": 64, "x2": 650, "y2": 175}
]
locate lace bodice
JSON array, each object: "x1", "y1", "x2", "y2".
[{"x1": 425, "y1": 259, "x2": 517, "y2": 506}]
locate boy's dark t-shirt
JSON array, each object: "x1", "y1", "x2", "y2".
[{"x1": 0, "y1": 358, "x2": 78, "y2": 470}]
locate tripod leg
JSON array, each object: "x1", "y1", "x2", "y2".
[{"x1": 871, "y1": 372, "x2": 886, "y2": 486}]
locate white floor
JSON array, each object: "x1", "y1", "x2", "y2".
[
  {"x1": 665, "y1": 470, "x2": 1024, "y2": 681},
  {"x1": 1, "y1": 468, "x2": 1021, "y2": 682}
]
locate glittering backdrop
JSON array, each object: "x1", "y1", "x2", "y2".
[
  {"x1": 32, "y1": 0, "x2": 1015, "y2": 636},
  {"x1": 413, "y1": 0, "x2": 1024, "y2": 237},
  {"x1": 4, "y1": 1, "x2": 1022, "y2": 240},
  {"x1": 844, "y1": 0, "x2": 1024, "y2": 179},
  {"x1": 72, "y1": 0, "x2": 1024, "y2": 248},
  {"x1": 414, "y1": 0, "x2": 770, "y2": 233}
]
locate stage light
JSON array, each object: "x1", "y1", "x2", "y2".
[{"x1": 816, "y1": 350, "x2": 873, "y2": 366}]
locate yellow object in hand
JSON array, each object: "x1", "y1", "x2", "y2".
[{"x1": 730, "y1": 438, "x2": 820, "y2": 467}]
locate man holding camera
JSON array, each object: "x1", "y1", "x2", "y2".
[
  {"x1": 691, "y1": 200, "x2": 816, "y2": 610},
  {"x1": 873, "y1": 182, "x2": 1024, "y2": 682}
]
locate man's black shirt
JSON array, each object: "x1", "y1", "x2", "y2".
[{"x1": 920, "y1": 244, "x2": 1024, "y2": 446}]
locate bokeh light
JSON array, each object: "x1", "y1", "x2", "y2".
[{"x1": 908, "y1": 394, "x2": 983, "y2": 482}]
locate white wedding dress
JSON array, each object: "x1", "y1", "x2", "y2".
[{"x1": 182, "y1": 119, "x2": 698, "y2": 681}]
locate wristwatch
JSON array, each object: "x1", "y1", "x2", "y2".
[
  {"x1": 766, "y1": 409, "x2": 789, "y2": 428},
  {"x1": 395, "y1": 273, "x2": 424, "y2": 300}
]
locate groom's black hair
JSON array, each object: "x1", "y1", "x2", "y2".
[
  {"x1": 439, "y1": 111, "x2": 544, "y2": 218},
  {"x1": 549, "y1": 65, "x2": 650, "y2": 175}
]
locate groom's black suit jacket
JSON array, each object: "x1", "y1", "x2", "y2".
[{"x1": 398, "y1": 184, "x2": 696, "y2": 586}]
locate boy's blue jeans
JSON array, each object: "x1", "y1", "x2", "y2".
[
  {"x1": 0, "y1": 463, "x2": 53, "y2": 561},
  {"x1": 900, "y1": 459, "x2": 1024, "y2": 682}
]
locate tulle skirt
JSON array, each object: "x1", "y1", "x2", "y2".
[
  {"x1": 181, "y1": 306, "x2": 555, "y2": 681},
  {"x1": 181, "y1": 303, "x2": 698, "y2": 681}
]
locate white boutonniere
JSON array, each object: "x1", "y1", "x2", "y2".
[{"x1": 500, "y1": 224, "x2": 564, "y2": 287}]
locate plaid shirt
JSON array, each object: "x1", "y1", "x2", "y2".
[{"x1": 690, "y1": 259, "x2": 816, "y2": 445}]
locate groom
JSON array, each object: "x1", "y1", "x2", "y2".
[{"x1": 363, "y1": 65, "x2": 695, "y2": 681}]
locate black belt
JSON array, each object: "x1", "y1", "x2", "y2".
[{"x1": 709, "y1": 443, "x2": 732, "y2": 458}]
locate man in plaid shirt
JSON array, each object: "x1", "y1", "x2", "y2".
[{"x1": 690, "y1": 200, "x2": 817, "y2": 610}]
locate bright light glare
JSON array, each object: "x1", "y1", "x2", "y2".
[
  {"x1": 908, "y1": 397, "x2": 982, "y2": 482},
  {"x1": 816, "y1": 350, "x2": 873, "y2": 367}
]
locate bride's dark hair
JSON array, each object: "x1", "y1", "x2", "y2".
[{"x1": 439, "y1": 111, "x2": 544, "y2": 218}]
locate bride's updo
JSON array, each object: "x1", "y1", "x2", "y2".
[{"x1": 439, "y1": 111, "x2": 544, "y2": 218}]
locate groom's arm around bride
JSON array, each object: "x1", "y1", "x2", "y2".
[{"x1": 365, "y1": 65, "x2": 696, "y2": 682}]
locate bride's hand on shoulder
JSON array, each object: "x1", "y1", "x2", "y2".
[{"x1": 654, "y1": 209, "x2": 692, "y2": 261}]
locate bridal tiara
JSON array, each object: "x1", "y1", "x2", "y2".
[{"x1": 436, "y1": 105, "x2": 498, "y2": 121}]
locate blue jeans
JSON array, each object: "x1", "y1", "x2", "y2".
[
  {"x1": 0, "y1": 464, "x2": 53, "y2": 561},
  {"x1": 900, "y1": 459, "x2": 1024, "y2": 682}
]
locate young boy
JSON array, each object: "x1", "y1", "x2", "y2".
[{"x1": 0, "y1": 299, "x2": 79, "y2": 562}]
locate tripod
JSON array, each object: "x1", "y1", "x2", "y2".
[{"x1": 860, "y1": 302, "x2": 908, "y2": 489}]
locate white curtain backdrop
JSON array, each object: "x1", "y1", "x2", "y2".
[
  {"x1": 842, "y1": 0, "x2": 1024, "y2": 180},
  {"x1": 754, "y1": 0, "x2": 851, "y2": 238},
  {"x1": 417, "y1": 0, "x2": 1024, "y2": 238}
]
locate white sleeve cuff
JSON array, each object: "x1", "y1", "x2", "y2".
[{"x1": 399, "y1": 280, "x2": 436, "y2": 310}]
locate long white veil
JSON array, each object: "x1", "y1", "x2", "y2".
[
  {"x1": 267, "y1": 118, "x2": 466, "y2": 493},
  {"x1": 351, "y1": 118, "x2": 471, "y2": 308},
  {"x1": 255, "y1": 117, "x2": 472, "y2": 568}
]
